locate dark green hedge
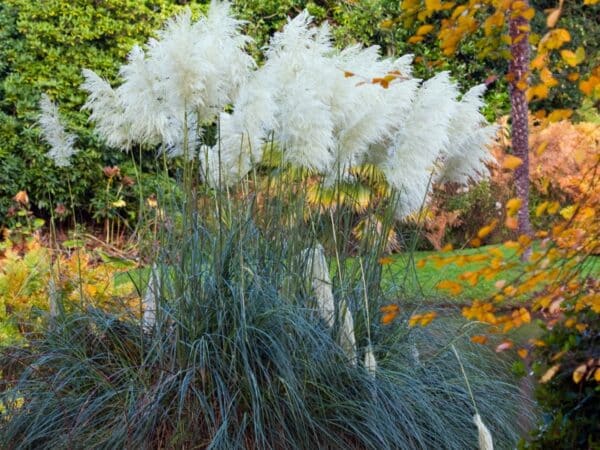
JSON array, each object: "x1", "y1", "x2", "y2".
[{"x1": 0, "y1": 0, "x2": 181, "y2": 223}]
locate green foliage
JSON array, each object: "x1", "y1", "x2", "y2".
[
  {"x1": 0, "y1": 0, "x2": 181, "y2": 224},
  {"x1": 526, "y1": 307, "x2": 599, "y2": 449}
]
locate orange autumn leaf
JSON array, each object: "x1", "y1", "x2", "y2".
[
  {"x1": 470, "y1": 237, "x2": 482, "y2": 247},
  {"x1": 471, "y1": 335, "x2": 488, "y2": 345},
  {"x1": 378, "y1": 256, "x2": 394, "y2": 265},
  {"x1": 505, "y1": 216, "x2": 518, "y2": 230},
  {"x1": 380, "y1": 304, "x2": 400, "y2": 314},
  {"x1": 437, "y1": 279, "x2": 463, "y2": 295},
  {"x1": 442, "y1": 243, "x2": 454, "y2": 252},
  {"x1": 518, "y1": 348, "x2": 529, "y2": 359},
  {"x1": 381, "y1": 312, "x2": 398, "y2": 325}
]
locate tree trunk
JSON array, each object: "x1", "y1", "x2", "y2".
[{"x1": 508, "y1": 2, "x2": 533, "y2": 238}]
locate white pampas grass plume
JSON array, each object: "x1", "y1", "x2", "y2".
[
  {"x1": 302, "y1": 243, "x2": 335, "y2": 327},
  {"x1": 38, "y1": 94, "x2": 78, "y2": 167},
  {"x1": 364, "y1": 344, "x2": 377, "y2": 376},
  {"x1": 301, "y1": 243, "x2": 357, "y2": 365},
  {"x1": 380, "y1": 72, "x2": 459, "y2": 218},
  {"x1": 473, "y1": 413, "x2": 494, "y2": 450},
  {"x1": 48, "y1": 275, "x2": 60, "y2": 320},
  {"x1": 438, "y1": 84, "x2": 497, "y2": 184},
  {"x1": 81, "y1": 69, "x2": 131, "y2": 150},
  {"x1": 338, "y1": 297, "x2": 357, "y2": 365},
  {"x1": 142, "y1": 264, "x2": 160, "y2": 331}
]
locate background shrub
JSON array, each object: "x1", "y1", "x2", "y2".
[{"x1": 0, "y1": 0, "x2": 181, "y2": 224}]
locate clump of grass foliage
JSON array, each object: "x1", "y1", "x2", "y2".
[
  {"x1": 1, "y1": 2, "x2": 531, "y2": 448},
  {"x1": 1, "y1": 182, "x2": 529, "y2": 448}
]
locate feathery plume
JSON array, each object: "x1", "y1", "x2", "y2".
[
  {"x1": 364, "y1": 343, "x2": 377, "y2": 376},
  {"x1": 380, "y1": 72, "x2": 459, "y2": 217},
  {"x1": 47, "y1": 275, "x2": 60, "y2": 320},
  {"x1": 438, "y1": 84, "x2": 497, "y2": 183},
  {"x1": 142, "y1": 264, "x2": 160, "y2": 331},
  {"x1": 301, "y1": 243, "x2": 357, "y2": 364},
  {"x1": 473, "y1": 413, "x2": 494, "y2": 450},
  {"x1": 302, "y1": 243, "x2": 335, "y2": 327},
  {"x1": 38, "y1": 94, "x2": 78, "y2": 167},
  {"x1": 81, "y1": 69, "x2": 131, "y2": 150}
]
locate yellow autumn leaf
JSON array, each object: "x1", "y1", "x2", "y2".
[
  {"x1": 540, "y1": 364, "x2": 561, "y2": 383},
  {"x1": 595, "y1": 369, "x2": 600, "y2": 382},
  {"x1": 518, "y1": 348, "x2": 529, "y2": 359},
  {"x1": 560, "y1": 205, "x2": 577, "y2": 220},
  {"x1": 542, "y1": 28, "x2": 571, "y2": 49},
  {"x1": 540, "y1": 67, "x2": 558, "y2": 88},
  {"x1": 548, "y1": 108, "x2": 573, "y2": 122},
  {"x1": 547, "y1": 201, "x2": 560, "y2": 214},
  {"x1": 419, "y1": 311, "x2": 437, "y2": 326},
  {"x1": 380, "y1": 19, "x2": 394, "y2": 29},
  {"x1": 425, "y1": 0, "x2": 443, "y2": 12},
  {"x1": 520, "y1": 7, "x2": 535, "y2": 20},
  {"x1": 536, "y1": 141, "x2": 548, "y2": 155},
  {"x1": 506, "y1": 197, "x2": 523, "y2": 216},
  {"x1": 502, "y1": 155, "x2": 523, "y2": 170},
  {"x1": 572, "y1": 364, "x2": 587, "y2": 384},
  {"x1": 408, "y1": 36, "x2": 424, "y2": 44},
  {"x1": 477, "y1": 219, "x2": 498, "y2": 239},
  {"x1": 535, "y1": 201, "x2": 548, "y2": 217},
  {"x1": 527, "y1": 84, "x2": 549, "y2": 101},
  {"x1": 416, "y1": 24, "x2": 434, "y2": 36},
  {"x1": 112, "y1": 199, "x2": 126, "y2": 208},
  {"x1": 560, "y1": 48, "x2": 584, "y2": 67}
]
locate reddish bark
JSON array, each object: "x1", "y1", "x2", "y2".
[{"x1": 508, "y1": 2, "x2": 533, "y2": 238}]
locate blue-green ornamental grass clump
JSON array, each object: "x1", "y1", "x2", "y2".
[{"x1": 1, "y1": 2, "x2": 531, "y2": 448}]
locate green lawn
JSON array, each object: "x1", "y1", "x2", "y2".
[
  {"x1": 119, "y1": 243, "x2": 599, "y2": 303},
  {"x1": 380, "y1": 243, "x2": 599, "y2": 302}
]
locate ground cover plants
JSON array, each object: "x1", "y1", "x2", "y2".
[{"x1": 0, "y1": 2, "x2": 538, "y2": 448}]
